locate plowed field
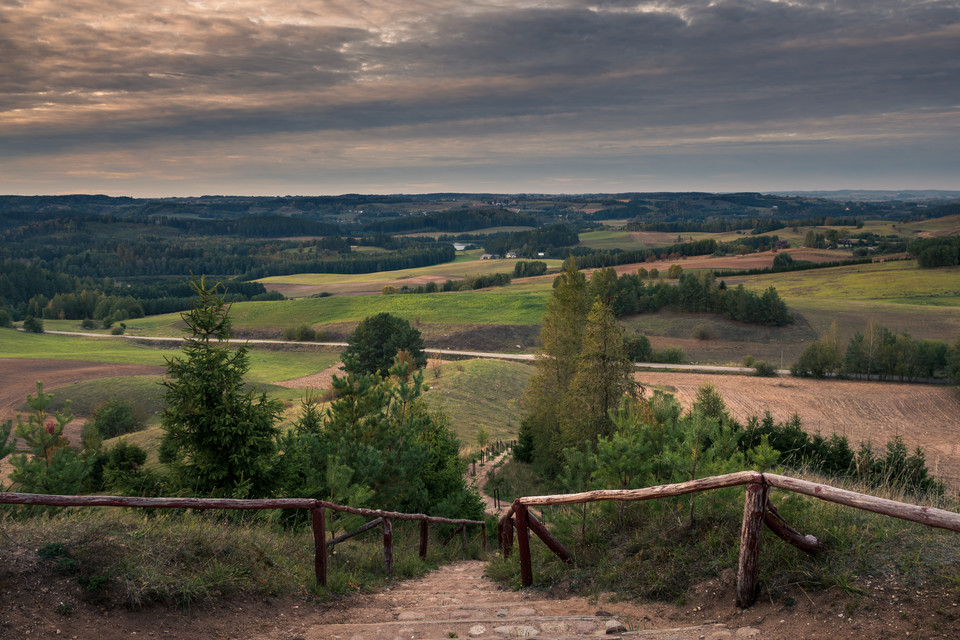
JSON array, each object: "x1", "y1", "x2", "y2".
[{"x1": 635, "y1": 371, "x2": 960, "y2": 486}]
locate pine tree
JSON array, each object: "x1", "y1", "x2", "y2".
[
  {"x1": 562, "y1": 299, "x2": 634, "y2": 448},
  {"x1": 159, "y1": 276, "x2": 282, "y2": 497},
  {"x1": 522, "y1": 256, "x2": 590, "y2": 473}
]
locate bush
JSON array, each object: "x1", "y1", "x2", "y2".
[
  {"x1": 623, "y1": 334, "x2": 652, "y2": 362},
  {"x1": 692, "y1": 323, "x2": 714, "y2": 340},
  {"x1": 0, "y1": 309, "x2": 12, "y2": 328},
  {"x1": 741, "y1": 355, "x2": 756, "y2": 368},
  {"x1": 89, "y1": 398, "x2": 144, "y2": 439},
  {"x1": 651, "y1": 347, "x2": 686, "y2": 364},
  {"x1": 22, "y1": 315, "x2": 43, "y2": 333},
  {"x1": 283, "y1": 324, "x2": 317, "y2": 341},
  {"x1": 753, "y1": 360, "x2": 776, "y2": 377},
  {"x1": 80, "y1": 318, "x2": 96, "y2": 329},
  {"x1": 110, "y1": 323, "x2": 126, "y2": 336}
]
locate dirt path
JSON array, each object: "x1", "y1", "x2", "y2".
[{"x1": 469, "y1": 451, "x2": 509, "y2": 515}]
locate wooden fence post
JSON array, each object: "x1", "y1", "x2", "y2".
[
  {"x1": 515, "y1": 503, "x2": 533, "y2": 587},
  {"x1": 419, "y1": 520, "x2": 429, "y2": 560},
  {"x1": 501, "y1": 517, "x2": 514, "y2": 557},
  {"x1": 461, "y1": 523, "x2": 467, "y2": 554},
  {"x1": 383, "y1": 517, "x2": 394, "y2": 574},
  {"x1": 312, "y1": 506, "x2": 327, "y2": 587},
  {"x1": 481, "y1": 520, "x2": 487, "y2": 552},
  {"x1": 736, "y1": 482, "x2": 768, "y2": 608}
]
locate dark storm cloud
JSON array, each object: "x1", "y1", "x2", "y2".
[{"x1": 0, "y1": 0, "x2": 958, "y2": 193}]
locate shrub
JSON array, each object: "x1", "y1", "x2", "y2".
[
  {"x1": 741, "y1": 355, "x2": 756, "y2": 368},
  {"x1": 753, "y1": 360, "x2": 776, "y2": 377},
  {"x1": 110, "y1": 323, "x2": 126, "y2": 335},
  {"x1": 89, "y1": 398, "x2": 144, "y2": 439},
  {"x1": 692, "y1": 323, "x2": 714, "y2": 340},
  {"x1": 651, "y1": 347, "x2": 686, "y2": 364},
  {"x1": 80, "y1": 318, "x2": 96, "y2": 329},
  {"x1": 283, "y1": 324, "x2": 317, "y2": 341},
  {"x1": 22, "y1": 315, "x2": 44, "y2": 333},
  {"x1": 623, "y1": 334, "x2": 652, "y2": 362},
  {"x1": 0, "y1": 309, "x2": 12, "y2": 328}
]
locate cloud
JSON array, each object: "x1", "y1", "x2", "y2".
[{"x1": 0, "y1": 0, "x2": 958, "y2": 193}]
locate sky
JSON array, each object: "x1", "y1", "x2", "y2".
[{"x1": 1, "y1": 0, "x2": 958, "y2": 197}]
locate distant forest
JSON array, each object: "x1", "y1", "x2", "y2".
[{"x1": 1, "y1": 192, "x2": 957, "y2": 322}]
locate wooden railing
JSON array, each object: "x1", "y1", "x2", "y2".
[
  {"x1": 497, "y1": 471, "x2": 960, "y2": 608},
  {"x1": 0, "y1": 492, "x2": 486, "y2": 587}
]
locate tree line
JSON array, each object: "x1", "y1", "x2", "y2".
[
  {"x1": 792, "y1": 321, "x2": 960, "y2": 382},
  {"x1": 589, "y1": 266, "x2": 793, "y2": 326}
]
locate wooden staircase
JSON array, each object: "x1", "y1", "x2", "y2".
[{"x1": 302, "y1": 561, "x2": 757, "y2": 640}]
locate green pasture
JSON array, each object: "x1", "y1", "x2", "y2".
[
  {"x1": 577, "y1": 230, "x2": 650, "y2": 251},
  {"x1": 256, "y1": 256, "x2": 562, "y2": 287},
  {"x1": 0, "y1": 329, "x2": 171, "y2": 365},
  {"x1": 123, "y1": 283, "x2": 555, "y2": 337},
  {"x1": 733, "y1": 260, "x2": 960, "y2": 305},
  {"x1": 0, "y1": 328, "x2": 342, "y2": 384},
  {"x1": 424, "y1": 358, "x2": 532, "y2": 448},
  {"x1": 400, "y1": 226, "x2": 536, "y2": 238}
]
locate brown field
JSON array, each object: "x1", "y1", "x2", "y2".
[
  {"x1": 635, "y1": 371, "x2": 960, "y2": 487},
  {"x1": 610, "y1": 248, "x2": 855, "y2": 276},
  {"x1": 0, "y1": 359, "x2": 165, "y2": 481}
]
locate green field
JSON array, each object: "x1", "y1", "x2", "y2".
[
  {"x1": 0, "y1": 329, "x2": 172, "y2": 365},
  {"x1": 0, "y1": 329, "x2": 342, "y2": 382},
  {"x1": 577, "y1": 230, "x2": 650, "y2": 251},
  {"x1": 424, "y1": 358, "x2": 532, "y2": 448},
  {"x1": 257, "y1": 256, "x2": 562, "y2": 287}
]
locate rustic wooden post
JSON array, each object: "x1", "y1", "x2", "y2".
[
  {"x1": 481, "y1": 520, "x2": 487, "y2": 552},
  {"x1": 461, "y1": 522, "x2": 467, "y2": 554},
  {"x1": 311, "y1": 506, "x2": 327, "y2": 587},
  {"x1": 736, "y1": 482, "x2": 768, "y2": 608},
  {"x1": 383, "y1": 517, "x2": 394, "y2": 574},
  {"x1": 501, "y1": 517, "x2": 514, "y2": 557},
  {"x1": 515, "y1": 503, "x2": 533, "y2": 587},
  {"x1": 419, "y1": 520, "x2": 429, "y2": 560}
]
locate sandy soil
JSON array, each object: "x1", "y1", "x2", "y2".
[{"x1": 636, "y1": 370, "x2": 960, "y2": 486}]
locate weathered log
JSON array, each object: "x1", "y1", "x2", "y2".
[
  {"x1": 383, "y1": 518, "x2": 394, "y2": 574},
  {"x1": 517, "y1": 471, "x2": 762, "y2": 507},
  {"x1": 419, "y1": 520, "x2": 429, "y2": 559},
  {"x1": 764, "y1": 501, "x2": 826, "y2": 554},
  {"x1": 736, "y1": 482, "x2": 769, "y2": 608},
  {"x1": 515, "y1": 503, "x2": 533, "y2": 587},
  {"x1": 764, "y1": 474, "x2": 960, "y2": 533},
  {"x1": 326, "y1": 517, "x2": 383, "y2": 548},
  {"x1": 312, "y1": 506, "x2": 327, "y2": 587},
  {"x1": 527, "y1": 512, "x2": 573, "y2": 564},
  {"x1": 316, "y1": 499, "x2": 483, "y2": 526},
  {"x1": 0, "y1": 492, "x2": 317, "y2": 510}
]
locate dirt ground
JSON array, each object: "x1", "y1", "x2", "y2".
[
  {"x1": 3, "y1": 546, "x2": 960, "y2": 640},
  {"x1": 636, "y1": 370, "x2": 960, "y2": 486}
]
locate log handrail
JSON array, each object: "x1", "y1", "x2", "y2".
[
  {"x1": 0, "y1": 492, "x2": 486, "y2": 588},
  {"x1": 496, "y1": 471, "x2": 960, "y2": 608}
]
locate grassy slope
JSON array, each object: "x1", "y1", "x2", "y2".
[{"x1": 424, "y1": 358, "x2": 533, "y2": 449}]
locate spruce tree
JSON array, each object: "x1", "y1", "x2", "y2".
[
  {"x1": 522, "y1": 256, "x2": 589, "y2": 473},
  {"x1": 159, "y1": 276, "x2": 282, "y2": 497}
]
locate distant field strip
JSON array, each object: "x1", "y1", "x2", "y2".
[{"x1": 256, "y1": 258, "x2": 563, "y2": 286}]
